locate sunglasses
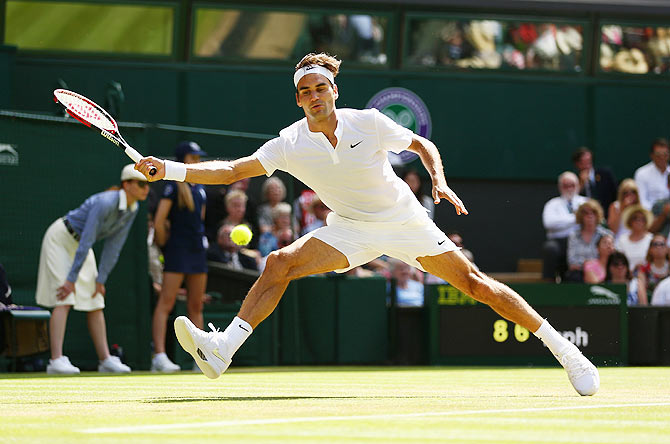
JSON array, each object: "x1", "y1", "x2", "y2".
[
  {"x1": 651, "y1": 242, "x2": 666, "y2": 247},
  {"x1": 135, "y1": 181, "x2": 148, "y2": 188}
]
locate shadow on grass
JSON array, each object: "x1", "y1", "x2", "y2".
[{"x1": 143, "y1": 394, "x2": 561, "y2": 404}]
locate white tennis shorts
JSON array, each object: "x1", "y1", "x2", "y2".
[
  {"x1": 35, "y1": 219, "x2": 104, "y2": 311},
  {"x1": 310, "y1": 212, "x2": 458, "y2": 273}
]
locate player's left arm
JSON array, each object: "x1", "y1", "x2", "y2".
[{"x1": 406, "y1": 135, "x2": 468, "y2": 215}]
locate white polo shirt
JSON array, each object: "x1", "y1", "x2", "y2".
[
  {"x1": 634, "y1": 161, "x2": 670, "y2": 210},
  {"x1": 254, "y1": 108, "x2": 427, "y2": 223}
]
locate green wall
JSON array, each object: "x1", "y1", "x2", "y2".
[{"x1": 8, "y1": 59, "x2": 669, "y2": 181}]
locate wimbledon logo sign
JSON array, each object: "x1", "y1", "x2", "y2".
[
  {"x1": 0, "y1": 144, "x2": 19, "y2": 166},
  {"x1": 366, "y1": 87, "x2": 432, "y2": 165}
]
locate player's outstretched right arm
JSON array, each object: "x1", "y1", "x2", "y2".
[{"x1": 135, "y1": 155, "x2": 267, "y2": 184}]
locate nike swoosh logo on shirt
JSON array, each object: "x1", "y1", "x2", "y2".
[
  {"x1": 350, "y1": 140, "x2": 363, "y2": 149},
  {"x1": 438, "y1": 240, "x2": 446, "y2": 245}
]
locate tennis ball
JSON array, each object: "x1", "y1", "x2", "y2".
[{"x1": 230, "y1": 224, "x2": 253, "y2": 246}]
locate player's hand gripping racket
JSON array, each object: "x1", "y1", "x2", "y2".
[{"x1": 53, "y1": 89, "x2": 156, "y2": 176}]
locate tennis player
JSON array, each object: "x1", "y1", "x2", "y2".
[{"x1": 136, "y1": 53, "x2": 599, "y2": 396}]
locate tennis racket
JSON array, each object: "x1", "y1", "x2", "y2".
[{"x1": 53, "y1": 89, "x2": 156, "y2": 176}]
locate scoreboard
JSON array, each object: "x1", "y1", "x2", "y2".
[{"x1": 426, "y1": 283, "x2": 628, "y2": 366}]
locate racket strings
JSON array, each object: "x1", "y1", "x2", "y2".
[{"x1": 54, "y1": 91, "x2": 116, "y2": 132}]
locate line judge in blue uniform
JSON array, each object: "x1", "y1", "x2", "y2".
[{"x1": 150, "y1": 141, "x2": 209, "y2": 372}]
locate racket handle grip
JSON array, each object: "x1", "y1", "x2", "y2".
[{"x1": 125, "y1": 147, "x2": 156, "y2": 176}]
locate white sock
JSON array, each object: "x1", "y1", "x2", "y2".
[
  {"x1": 221, "y1": 316, "x2": 253, "y2": 358},
  {"x1": 153, "y1": 352, "x2": 167, "y2": 360},
  {"x1": 533, "y1": 319, "x2": 573, "y2": 358}
]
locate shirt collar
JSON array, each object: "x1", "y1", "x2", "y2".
[
  {"x1": 306, "y1": 110, "x2": 342, "y2": 141},
  {"x1": 118, "y1": 190, "x2": 138, "y2": 212}
]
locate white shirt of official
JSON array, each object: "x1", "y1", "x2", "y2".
[
  {"x1": 254, "y1": 108, "x2": 427, "y2": 224},
  {"x1": 542, "y1": 194, "x2": 588, "y2": 239},
  {"x1": 634, "y1": 161, "x2": 670, "y2": 210}
]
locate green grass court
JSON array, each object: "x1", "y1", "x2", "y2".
[{"x1": 2, "y1": 366, "x2": 669, "y2": 443}]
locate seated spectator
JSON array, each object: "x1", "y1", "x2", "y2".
[
  {"x1": 566, "y1": 200, "x2": 613, "y2": 282},
  {"x1": 635, "y1": 234, "x2": 669, "y2": 306},
  {"x1": 257, "y1": 177, "x2": 288, "y2": 233},
  {"x1": 651, "y1": 275, "x2": 670, "y2": 305},
  {"x1": 301, "y1": 196, "x2": 332, "y2": 235},
  {"x1": 634, "y1": 137, "x2": 670, "y2": 210},
  {"x1": 221, "y1": 189, "x2": 258, "y2": 249},
  {"x1": 616, "y1": 204, "x2": 654, "y2": 271},
  {"x1": 607, "y1": 179, "x2": 640, "y2": 241},
  {"x1": 258, "y1": 202, "x2": 295, "y2": 257},
  {"x1": 650, "y1": 174, "x2": 670, "y2": 237},
  {"x1": 583, "y1": 234, "x2": 615, "y2": 284},
  {"x1": 572, "y1": 147, "x2": 617, "y2": 213},
  {"x1": 388, "y1": 259, "x2": 424, "y2": 307},
  {"x1": 542, "y1": 171, "x2": 588, "y2": 281},
  {"x1": 401, "y1": 169, "x2": 435, "y2": 219},
  {"x1": 292, "y1": 189, "x2": 318, "y2": 236},
  {"x1": 207, "y1": 224, "x2": 259, "y2": 271},
  {"x1": 605, "y1": 251, "x2": 639, "y2": 306}
]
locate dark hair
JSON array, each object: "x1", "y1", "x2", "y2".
[
  {"x1": 650, "y1": 137, "x2": 669, "y2": 153},
  {"x1": 571, "y1": 147, "x2": 592, "y2": 164},
  {"x1": 605, "y1": 251, "x2": 631, "y2": 281}
]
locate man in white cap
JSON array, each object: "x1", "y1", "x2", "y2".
[
  {"x1": 136, "y1": 52, "x2": 600, "y2": 396},
  {"x1": 36, "y1": 164, "x2": 149, "y2": 374}
]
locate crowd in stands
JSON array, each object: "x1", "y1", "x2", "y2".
[{"x1": 542, "y1": 138, "x2": 670, "y2": 306}]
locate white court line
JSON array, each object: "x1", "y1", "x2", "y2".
[{"x1": 81, "y1": 401, "x2": 670, "y2": 434}]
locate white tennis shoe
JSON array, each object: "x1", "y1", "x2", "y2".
[
  {"x1": 559, "y1": 345, "x2": 600, "y2": 396},
  {"x1": 151, "y1": 352, "x2": 180, "y2": 373},
  {"x1": 98, "y1": 355, "x2": 131, "y2": 373},
  {"x1": 174, "y1": 316, "x2": 230, "y2": 379},
  {"x1": 46, "y1": 356, "x2": 80, "y2": 375}
]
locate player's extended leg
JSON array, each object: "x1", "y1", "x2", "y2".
[
  {"x1": 174, "y1": 236, "x2": 349, "y2": 379},
  {"x1": 417, "y1": 250, "x2": 542, "y2": 331},
  {"x1": 417, "y1": 250, "x2": 599, "y2": 396}
]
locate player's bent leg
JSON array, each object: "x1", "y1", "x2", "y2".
[
  {"x1": 239, "y1": 236, "x2": 349, "y2": 327},
  {"x1": 175, "y1": 236, "x2": 349, "y2": 379},
  {"x1": 417, "y1": 250, "x2": 599, "y2": 396}
]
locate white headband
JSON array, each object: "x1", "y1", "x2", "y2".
[{"x1": 293, "y1": 65, "x2": 335, "y2": 88}]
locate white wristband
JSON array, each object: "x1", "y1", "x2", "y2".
[{"x1": 163, "y1": 160, "x2": 187, "y2": 182}]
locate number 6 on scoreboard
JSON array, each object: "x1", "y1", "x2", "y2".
[{"x1": 53, "y1": 89, "x2": 156, "y2": 176}]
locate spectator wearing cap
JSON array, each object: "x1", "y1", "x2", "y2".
[
  {"x1": 35, "y1": 164, "x2": 148, "y2": 375},
  {"x1": 151, "y1": 141, "x2": 208, "y2": 373},
  {"x1": 572, "y1": 147, "x2": 617, "y2": 213},
  {"x1": 634, "y1": 138, "x2": 670, "y2": 210},
  {"x1": 615, "y1": 204, "x2": 654, "y2": 272}
]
